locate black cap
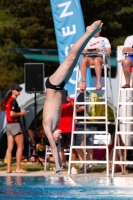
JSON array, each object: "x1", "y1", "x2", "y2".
[{"x1": 10, "y1": 83, "x2": 22, "y2": 91}]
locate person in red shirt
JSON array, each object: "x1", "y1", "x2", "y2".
[
  {"x1": 57, "y1": 95, "x2": 74, "y2": 168},
  {"x1": 0, "y1": 84, "x2": 28, "y2": 173}
]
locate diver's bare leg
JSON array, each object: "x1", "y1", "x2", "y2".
[
  {"x1": 43, "y1": 20, "x2": 102, "y2": 172},
  {"x1": 50, "y1": 20, "x2": 102, "y2": 86}
]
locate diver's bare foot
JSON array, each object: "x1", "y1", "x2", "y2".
[
  {"x1": 80, "y1": 81, "x2": 86, "y2": 90},
  {"x1": 86, "y1": 20, "x2": 102, "y2": 34}
]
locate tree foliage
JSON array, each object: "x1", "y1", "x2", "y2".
[
  {"x1": 80, "y1": 0, "x2": 133, "y2": 47},
  {"x1": 0, "y1": 0, "x2": 133, "y2": 93},
  {"x1": 0, "y1": 0, "x2": 56, "y2": 93}
]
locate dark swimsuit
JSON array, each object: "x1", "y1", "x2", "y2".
[
  {"x1": 86, "y1": 53, "x2": 107, "y2": 63},
  {"x1": 46, "y1": 77, "x2": 65, "y2": 90}
]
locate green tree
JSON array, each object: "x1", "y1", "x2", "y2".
[
  {"x1": 0, "y1": 0, "x2": 56, "y2": 94},
  {"x1": 80, "y1": 0, "x2": 133, "y2": 48}
]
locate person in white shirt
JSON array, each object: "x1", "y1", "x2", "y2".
[
  {"x1": 122, "y1": 35, "x2": 133, "y2": 88},
  {"x1": 80, "y1": 29, "x2": 111, "y2": 90}
]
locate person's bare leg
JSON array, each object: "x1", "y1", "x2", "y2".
[
  {"x1": 80, "y1": 57, "x2": 94, "y2": 90},
  {"x1": 86, "y1": 149, "x2": 93, "y2": 160},
  {"x1": 14, "y1": 133, "x2": 27, "y2": 172},
  {"x1": 76, "y1": 149, "x2": 84, "y2": 168},
  {"x1": 6, "y1": 135, "x2": 14, "y2": 173},
  {"x1": 93, "y1": 57, "x2": 103, "y2": 89},
  {"x1": 109, "y1": 148, "x2": 113, "y2": 169},
  {"x1": 122, "y1": 58, "x2": 132, "y2": 86},
  {"x1": 72, "y1": 150, "x2": 77, "y2": 168},
  {"x1": 28, "y1": 129, "x2": 35, "y2": 144},
  {"x1": 30, "y1": 144, "x2": 39, "y2": 163},
  {"x1": 61, "y1": 147, "x2": 66, "y2": 163},
  {"x1": 49, "y1": 20, "x2": 102, "y2": 86}
]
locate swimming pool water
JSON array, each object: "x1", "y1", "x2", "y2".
[{"x1": 0, "y1": 176, "x2": 133, "y2": 199}]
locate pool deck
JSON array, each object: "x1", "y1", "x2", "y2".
[{"x1": 0, "y1": 170, "x2": 133, "y2": 177}]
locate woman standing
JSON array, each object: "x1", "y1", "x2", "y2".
[{"x1": 0, "y1": 84, "x2": 28, "y2": 173}]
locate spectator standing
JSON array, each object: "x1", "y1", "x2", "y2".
[{"x1": 0, "y1": 84, "x2": 28, "y2": 173}]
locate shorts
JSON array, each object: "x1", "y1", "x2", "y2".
[
  {"x1": 75, "y1": 125, "x2": 97, "y2": 146},
  {"x1": 46, "y1": 77, "x2": 65, "y2": 90},
  {"x1": 126, "y1": 55, "x2": 133, "y2": 62},
  {"x1": 60, "y1": 133, "x2": 71, "y2": 148},
  {"x1": 87, "y1": 53, "x2": 107, "y2": 63},
  {"x1": 6, "y1": 123, "x2": 23, "y2": 136}
]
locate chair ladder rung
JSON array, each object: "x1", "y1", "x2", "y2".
[
  {"x1": 70, "y1": 161, "x2": 107, "y2": 164},
  {"x1": 113, "y1": 161, "x2": 133, "y2": 164},
  {"x1": 115, "y1": 146, "x2": 133, "y2": 150},
  {"x1": 74, "y1": 116, "x2": 106, "y2": 119},
  {"x1": 118, "y1": 117, "x2": 133, "y2": 120},
  {"x1": 118, "y1": 121, "x2": 133, "y2": 124},
  {"x1": 75, "y1": 121, "x2": 115, "y2": 125},
  {"x1": 116, "y1": 131, "x2": 133, "y2": 135},
  {"x1": 72, "y1": 145, "x2": 107, "y2": 149},
  {"x1": 82, "y1": 87, "x2": 106, "y2": 90},
  {"x1": 118, "y1": 102, "x2": 133, "y2": 105},
  {"x1": 73, "y1": 131, "x2": 107, "y2": 134},
  {"x1": 75, "y1": 102, "x2": 106, "y2": 105}
]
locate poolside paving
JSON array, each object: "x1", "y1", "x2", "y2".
[{"x1": 0, "y1": 170, "x2": 133, "y2": 177}]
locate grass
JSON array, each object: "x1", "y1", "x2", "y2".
[
  {"x1": 0, "y1": 160, "x2": 106, "y2": 173},
  {"x1": 0, "y1": 163, "x2": 44, "y2": 171},
  {"x1": 0, "y1": 159, "x2": 56, "y2": 172}
]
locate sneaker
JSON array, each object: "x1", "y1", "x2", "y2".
[
  {"x1": 71, "y1": 167, "x2": 78, "y2": 175},
  {"x1": 53, "y1": 170, "x2": 63, "y2": 175},
  {"x1": 86, "y1": 164, "x2": 93, "y2": 169},
  {"x1": 86, "y1": 164, "x2": 92, "y2": 173},
  {"x1": 86, "y1": 168, "x2": 92, "y2": 173},
  {"x1": 78, "y1": 166, "x2": 84, "y2": 174},
  {"x1": 78, "y1": 165, "x2": 92, "y2": 174}
]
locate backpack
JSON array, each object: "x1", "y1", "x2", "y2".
[{"x1": 86, "y1": 92, "x2": 114, "y2": 121}]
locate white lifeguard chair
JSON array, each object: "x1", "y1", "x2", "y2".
[
  {"x1": 68, "y1": 51, "x2": 115, "y2": 177},
  {"x1": 112, "y1": 46, "x2": 133, "y2": 177}
]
